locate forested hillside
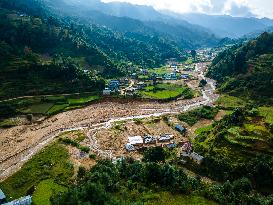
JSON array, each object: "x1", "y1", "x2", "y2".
[
  {"x1": 0, "y1": 0, "x2": 183, "y2": 99},
  {"x1": 0, "y1": 5, "x2": 111, "y2": 99},
  {"x1": 39, "y1": 0, "x2": 221, "y2": 49},
  {"x1": 207, "y1": 32, "x2": 273, "y2": 100}
]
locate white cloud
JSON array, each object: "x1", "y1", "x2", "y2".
[{"x1": 102, "y1": 0, "x2": 273, "y2": 18}]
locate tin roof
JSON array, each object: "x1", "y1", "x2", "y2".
[{"x1": 0, "y1": 189, "x2": 6, "y2": 200}]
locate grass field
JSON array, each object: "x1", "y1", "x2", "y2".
[
  {"x1": 139, "y1": 83, "x2": 193, "y2": 100},
  {"x1": 145, "y1": 192, "x2": 218, "y2": 205},
  {"x1": 68, "y1": 95, "x2": 100, "y2": 106},
  {"x1": 150, "y1": 67, "x2": 170, "y2": 75},
  {"x1": 118, "y1": 191, "x2": 218, "y2": 205},
  {"x1": 21, "y1": 103, "x2": 54, "y2": 114},
  {"x1": 216, "y1": 95, "x2": 247, "y2": 109},
  {"x1": 32, "y1": 179, "x2": 68, "y2": 205},
  {"x1": 0, "y1": 93, "x2": 101, "y2": 120},
  {"x1": 258, "y1": 106, "x2": 273, "y2": 124},
  {"x1": 0, "y1": 143, "x2": 73, "y2": 201}
]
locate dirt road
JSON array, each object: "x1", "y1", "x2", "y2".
[{"x1": 0, "y1": 63, "x2": 218, "y2": 181}]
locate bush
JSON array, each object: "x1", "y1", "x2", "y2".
[
  {"x1": 178, "y1": 106, "x2": 218, "y2": 126},
  {"x1": 89, "y1": 153, "x2": 97, "y2": 159},
  {"x1": 143, "y1": 147, "x2": 168, "y2": 163}
]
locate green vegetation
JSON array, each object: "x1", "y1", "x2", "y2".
[
  {"x1": 50, "y1": 156, "x2": 273, "y2": 205},
  {"x1": 207, "y1": 32, "x2": 273, "y2": 101},
  {"x1": 195, "y1": 125, "x2": 213, "y2": 135},
  {"x1": 0, "y1": 143, "x2": 73, "y2": 201},
  {"x1": 193, "y1": 108, "x2": 273, "y2": 192},
  {"x1": 59, "y1": 137, "x2": 90, "y2": 153},
  {"x1": 216, "y1": 94, "x2": 247, "y2": 109},
  {"x1": 22, "y1": 103, "x2": 54, "y2": 114},
  {"x1": 32, "y1": 179, "x2": 68, "y2": 205},
  {"x1": 0, "y1": 5, "x2": 108, "y2": 100},
  {"x1": 178, "y1": 106, "x2": 218, "y2": 126},
  {"x1": 67, "y1": 95, "x2": 100, "y2": 106},
  {"x1": 0, "y1": 118, "x2": 21, "y2": 128},
  {"x1": 139, "y1": 83, "x2": 194, "y2": 100},
  {"x1": 0, "y1": 93, "x2": 100, "y2": 123},
  {"x1": 144, "y1": 192, "x2": 217, "y2": 205},
  {"x1": 258, "y1": 106, "x2": 273, "y2": 124}
]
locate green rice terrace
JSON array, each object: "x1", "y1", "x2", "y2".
[
  {"x1": 139, "y1": 83, "x2": 194, "y2": 100},
  {"x1": 0, "y1": 94, "x2": 100, "y2": 127}
]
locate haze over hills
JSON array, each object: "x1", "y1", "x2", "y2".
[
  {"x1": 42, "y1": 0, "x2": 220, "y2": 49},
  {"x1": 63, "y1": 0, "x2": 273, "y2": 39},
  {"x1": 0, "y1": 0, "x2": 273, "y2": 205},
  {"x1": 163, "y1": 11, "x2": 273, "y2": 38}
]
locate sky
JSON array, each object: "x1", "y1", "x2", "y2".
[{"x1": 102, "y1": 0, "x2": 273, "y2": 18}]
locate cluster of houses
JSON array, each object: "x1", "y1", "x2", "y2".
[
  {"x1": 125, "y1": 124, "x2": 187, "y2": 152},
  {"x1": 180, "y1": 142, "x2": 204, "y2": 165},
  {"x1": 0, "y1": 189, "x2": 31, "y2": 205},
  {"x1": 103, "y1": 79, "x2": 147, "y2": 96},
  {"x1": 103, "y1": 80, "x2": 121, "y2": 95},
  {"x1": 125, "y1": 134, "x2": 177, "y2": 152}
]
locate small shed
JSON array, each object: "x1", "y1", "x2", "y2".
[
  {"x1": 175, "y1": 124, "x2": 186, "y2": 134},
  {"x1": 143, "y1": 135, "x2": 156, "y2": 144},
  {"x1": 103, "y1": 88, "x2": 111, "y2": 95},
  {"x1": 190, "y1": 152, "x2": 204, "y2": 164},
  {"x1": 158, "y1": 135, "x2": 171, "y2": 142},
  {"x1": 166, "y1": 143, "x2": 177, "y2": 149},
  {"x1": 128, "y1": 136, "x2": 143, "y2": 146},
  {"x1": 125, "y1": 143, "x2": 135, "y2": 152},
  {"x1": 3, "y1": 195, "x2": 32, "y2": 205}
]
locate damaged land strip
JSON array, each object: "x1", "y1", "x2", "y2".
[{"x1": 0, "y1": 64, "x2": 218, "y2": 181}]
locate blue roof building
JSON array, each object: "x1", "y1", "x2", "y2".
[
  {"x1": 108, "y1": 80, "x2": 120, "y2": 91},
  {"x1": 0, "y1": 189, "x2": 6, "y2": 204},
  {"x1": 2, "y1": 195, "x2": 32, "y2": 205},
  {"x1": 175, "y1": 124, "x2": 186, "y2": 134}
]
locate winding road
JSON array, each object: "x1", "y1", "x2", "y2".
[{"x1": 0, "y1": 63, "x2": 219, "y2": 181}]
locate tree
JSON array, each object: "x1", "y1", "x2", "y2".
[
  {"x1": 26, "y1": 114, "x2": 33, "y2": 122},
  {"x1": 191, "y1": 50, "x2": 197, "y2": 59},
  {"x1": 143, "y1": 147, "x2": 168, "y2": 163},
  {"x1": 199, "y1": 79, "x2": 207, "y2": 87}
]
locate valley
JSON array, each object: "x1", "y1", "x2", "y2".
[
  {"x1": 0, "y1": 0, "x2": 272, "y2": 205},
  {"x1": 0, "y1": 62, "x2": 218, "y2": 181}
]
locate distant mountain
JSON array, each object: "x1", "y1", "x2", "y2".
[
  {"x1": 243, "y1": 26, "x2": 273, "y2": 39},
  {"x1": 50, "y1": 0, "x2": 220, "y2": 48},
  {"x1": 162, "y1": 11, "x2": 273, "y2": 38},
  {"x1": 65, "y1": 0, "x2": 166, "y2": 22}
]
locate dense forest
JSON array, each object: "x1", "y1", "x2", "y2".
[
  {"x1": 0, "y1": 0, "x2": 185, "y2": 99},
  {"x1": 207, "y1": 32, "x2": 273, "y2": 100},
  {"x1": 50, "y1": 153, "x2": 273, "y2": 205}
]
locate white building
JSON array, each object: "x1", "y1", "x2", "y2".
[
  {"x1": 128, "y1": 136, "x2": 143, "y2": 145},
  {"x1": 103, "y1": 88, "x2": 111, "y2": 95},
  {"x1": 125, "y1": 143, "x2": 135, "y2": 152},
  {"x1": 190, "y1": 152, "x2": 204, "y2": 164}
]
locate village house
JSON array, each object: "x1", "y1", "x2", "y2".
[
  {"x1": 175, "y1": 124, "x2": 186, "y2": 134},
  {"x1": 124, "y1": 87, "x2": 137, "y2": 96},
  {"x1": 103, "y1": 88, "x2": 111, "y2": 95},
  {"x1": 190, "y1": 152, "x2": 204, "y2": 164},
  {"x1": 108, "y1": 80, "x2": 120, "y2": 92},
  {"x1": 128, "y1": 136, "x2": 143, "y2": 146},
  {"x1": 136, "y1": 82, "x2": 146, "y2": 89},
  {"x1": 158, "y1": 134, "x2": 174, "y2": 142},
  {"x1": 181, "y1": 74, "x2": 190, "y2": 79},
  {"x1": 166, "y1": 142, "x2": 177, "y2": 149},
  {"x1": 125, "y1": 143, "x2": 135, "y2": 152},
  {"x1": 2, "y1": 196, "x2": 32, "y2": 205},
  {"x1": 143, "y1": 135, "x2": 156, "y2": 144},
  {"x1": 0, "y1": 189, "x2": 6, "y2": 204}
]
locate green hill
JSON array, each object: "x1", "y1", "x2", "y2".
[{"x1": 207, "y1": 32, "x2": 273, "y2": 101}]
